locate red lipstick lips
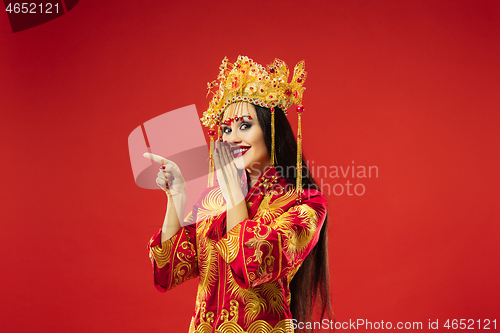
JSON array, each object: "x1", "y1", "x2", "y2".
[{"x1": 231, "y1": 145, "x2": 250, "y2": 157}]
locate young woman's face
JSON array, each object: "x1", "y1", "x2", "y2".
[{"x1": 221, "y1": 102, "x2": 270, "y2": 173}]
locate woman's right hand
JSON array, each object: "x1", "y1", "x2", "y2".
[{"x1": 143, "y1": 153, "x2": 186, "y2": 197}]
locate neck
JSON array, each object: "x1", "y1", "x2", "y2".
[{"x1": 247, "y1": 162, "x2": 271, "y2": 187}]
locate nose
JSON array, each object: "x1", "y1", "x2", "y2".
[{"x1": 224, "y1": 126, "x2": 242, "y2": 145}]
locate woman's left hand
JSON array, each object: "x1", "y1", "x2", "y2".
[{"x1": 214, "y1": 141, "x2": 246, "y2": 209}]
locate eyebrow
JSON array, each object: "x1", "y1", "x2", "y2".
[{"x1": 221, "y1": 115, "x2": 253, "y2": 125}]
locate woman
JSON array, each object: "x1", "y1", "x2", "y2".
[{"x1": 145, "y1": 56, "x2": 332, "y2": 333}]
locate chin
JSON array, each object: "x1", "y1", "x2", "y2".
[{"x1": 234, "y1": 156, "x2": 246, "y2": 170}]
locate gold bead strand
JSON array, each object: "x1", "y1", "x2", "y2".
[
  {"x1": 296, "y1": 105, "x2": 304, "y2": 200},
  {"x1": 207, "y1": 129, "x2": 216, "y2": 187},
  {"x1": 270, "y1": 107, "x2": 276, "y2": 166}
]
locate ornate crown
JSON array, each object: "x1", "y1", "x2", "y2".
[{"x1": 201, "y1": 55, "x2": 307, "y2": 129}]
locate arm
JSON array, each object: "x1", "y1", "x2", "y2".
[
  {"x1": 226, "y1": 199, "x2": 248, "y2": 232},
  {"x1": 143, "y1": 152, "x2": 197, "y2": 291},
  {"x1": 142, "y1": 152, "x2": 187, "y2": 242},
  {"x1": 215, "y1": 189, "x2": 327, "y2": 289},
  {"x1": 161, "y1": 191, "x2": 185, "y2": 243},
  {"x1": 148, "y1": 209, "x2": 198, "y2": 292}
]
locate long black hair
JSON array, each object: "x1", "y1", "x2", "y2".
[{"x1": 254, "y1": 105, "x2": 333, "y2": 331}]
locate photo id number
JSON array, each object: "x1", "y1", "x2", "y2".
[{"x1": 6, "y1": 3, "x2": 60, "y2": 14}]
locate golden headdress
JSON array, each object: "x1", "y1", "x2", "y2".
[
  {"x1": 201, "y1": 55, "x2": 306, "y2": 128},
  {"x1": 201, "y1": 55, "x2": 307, "y2": 199}
]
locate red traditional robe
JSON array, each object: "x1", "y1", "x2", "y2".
[{"x1": 148, "y1": 166, "x2": 328, "y2": 333}]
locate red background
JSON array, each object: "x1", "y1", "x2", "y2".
[{"x1": 1, "y1": 1, "x2": 499, "y2": 332}]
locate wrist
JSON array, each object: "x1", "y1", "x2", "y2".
[
  {"x1": 226, "y1": 201, "x2": 248, "y2": 232},
  {"x1": 165, "y1": 188, "x2": 187, "y2": 198},
  {"x1": 227, "y1": 199, "x2": 248, "y2": 217}
]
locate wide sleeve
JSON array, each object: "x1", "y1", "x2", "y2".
[
  {"x1": 214, "y1": 189, "x2": 327, "y2": 289},
  {"x1": 147, "y1": 209, "x2": 199, "y2": 292}
]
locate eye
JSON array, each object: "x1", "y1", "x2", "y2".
[
  {"x1": 240, "y1": 122, "x2": 252, "y2": 130},
  {"x1": 222, "y1": 126, "x2": 231, "y2": 134}
]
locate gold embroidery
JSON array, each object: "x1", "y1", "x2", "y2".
[
  {"x1": 197, "y1": 301, "x2": 216, "y2": 333},
  {"x1": 220, "y1": 299, "x2": 239, "y2": 323},
  {"x1": 245, "y1": 224, "x2": 275, "y2": 284},
  {"x1": 193, "y1": 299, "x2": 293, "y2": 333},
  {"x1": 253, "y1": 188, "x2": 297, "y2": 222},
  {"x1": 149, "y1": 233, "x2": 177, "y2": 268},
  {"x1": 286, "y1": 205, "x2": 317, "y2": 254},
  {"x1": 246, "y1": 167, "x2": 276, "y2": 198},
  {"x1": 214, "y1": 223, "x2": 242, "y2": 263},
  {"x1": 172, "y1": 234, "x2": 198, "y2": 286},
  {"x1": 246, "y1": 319, "x2": 293, "y2": 333},
  {"x1": 270, "y1": 204, "x2": 318, "y2": 262},
  {"x1": 252, "y1": 282, "x2": 285, "y2": 316},
  {"x1": 197, "y1": 187, "x2": 226, "y2": 222},
  {"x1": 192, "y1": 318, "x2": 293, "y2": 333},
  {"x1": 260, "y1": 174, "x2": 279, "y2": 190},
  {"x1": 226, "y1": 267, "x2": 267, "y2": 325},
  {"x1": 222, "y1": 223, "x2": 287, "y2": 325},
  {"x1": 189, "y1": 317, "x2": 196, "y2": 333},
  {"x1": 285, "y1": 290, "x2": 291, "y2": 308},
  {"x1": 184, "y1": 210, "x2": 195, "y2": 224},
  {"x1": 229, "y1": 299, "x2": 239, "y2": 320},
  {"x1": 196, "y1": 217, "x2": 219, "y2": 302}
]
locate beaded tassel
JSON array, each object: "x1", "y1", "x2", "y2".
[
  {"x1": 296, "y1": 105, "x2": 304, "y2": 200},
  {"x1": 270, "y1": 107, "x2": 276, "y2": 166},
  {"x1": 207, "y1": 129, "x2": 216, "y2": 187}
]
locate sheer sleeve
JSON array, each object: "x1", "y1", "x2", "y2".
[
  {"x1": 147, "y1": 209, "x2": 199, "y2": 292},
  {"x1": 214, "y1": 189, "x2": 327, "y2": 289}
]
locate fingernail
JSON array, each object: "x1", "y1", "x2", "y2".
[{"x1": 215, "y1": 148, "x2": 219, "y2": 153}]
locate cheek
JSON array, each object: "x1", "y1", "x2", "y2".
[
  {"x1": 242, "y1": 127, "x2": 268, "y2": 162},
  {"x1": 252, "y1": 139, "x2": 269, "y2": 162},
  {"x1": 248, "y1": 128, "x2": 265, "y2": 148}
]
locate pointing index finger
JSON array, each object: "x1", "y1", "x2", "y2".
[{"x1": 143, "y1": 152, "x2": 167, "y2": 165}]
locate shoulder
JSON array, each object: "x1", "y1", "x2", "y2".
[
  {"x1": 272, "y1": 185, "x2": 326, "y2": 207},
  {"x1": 265, "y1": 187, "x2": 328, "y2": 229},
  {"x1": 301, "y1": 187, "x2": 326, "y2": 203},
  {"x1": 266, "y1": 185, "x2": 327, "y2": 213},
  {"x1": 296, "y1": 188, "x2": 328, "y2": 220}
]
